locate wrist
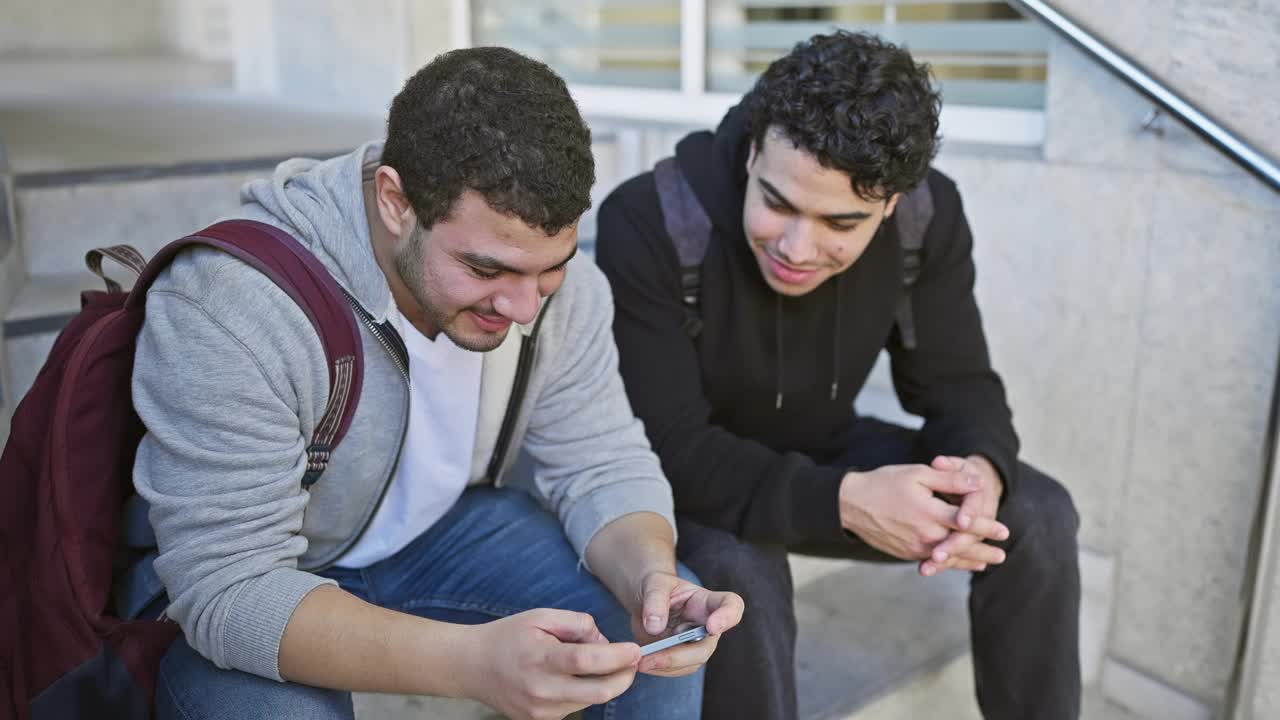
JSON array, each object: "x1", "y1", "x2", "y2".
[
  {"x1": 838, "y1": 470, "x2": 868, "y2": 526},
  {"x1": 585, "y1": 512, "x2": 676, "y2": 614},
  {"x1": 415, "y1": 618, "x2": 486, "y2": 700}
]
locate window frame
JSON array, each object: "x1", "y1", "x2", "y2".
[{"x1": 455, "y1": 0, "x2": 1046, "y2": 146}]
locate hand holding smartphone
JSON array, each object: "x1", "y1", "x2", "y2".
[{"x1": 638, "y1": 626, "x2": 709, "y2": 657}]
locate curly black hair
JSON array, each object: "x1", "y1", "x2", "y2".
[
  {"x1": 745, "y1": 31, "x2": 941, "y2": 200},
  {"x1": 382, "y1": 47, "x2": 594, "y2": 235}
]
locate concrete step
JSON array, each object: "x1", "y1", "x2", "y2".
[
  {"x1": 1, "y1": 271, "x2": 88, "y2": 420},
  {"x1": 1, "y1": 162, "x2": 274, "y2": 408},
  {"x1": 794, "y1": 561, "x2": 969, "y2": 719},
  {"x1": 0, "y1": 93, "x2": 386, "y2": 424},
  {"x1": 0, "y1": 95, "x2": 382, "y2": 176},
  {"x1": 0, "y1": 90, "x2": 387, "y2": 280},
  {"x1": 0, "y1": 56, "x2": 233, "y2": 104},
  {"x1": 14, "y1": 167, "x2": 275, "y2": 276},
  {"x1": 848, "y1": 653, "x2": 1144, "y2": 720}
]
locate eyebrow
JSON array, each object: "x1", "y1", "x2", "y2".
[
  {"x1": 759, "y1": 178, "x2": 873, "y2": 222},
  {"x1": 457, "y1": 245, "x2": 578, "y2": 275}
]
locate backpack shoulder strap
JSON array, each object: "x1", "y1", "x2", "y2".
[
  {"x1": 124, "y1": 219, "x2": 364, "y2": 487},
  {"x1": 891, "y1": 177, "x2": 935, "y2": 350},
  {"x1": 653, "y1": 156, "x2": 713, "y2": 338}
]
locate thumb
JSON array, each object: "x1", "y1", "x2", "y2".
[
  {"x1": 917, "y1": 465, "x2": 980, "y2": 495},
  {"x1": 931, "y1": 455, "x2": 966, "y2": 472},
  {"x1": 640, "y1": 573, "x2": 677, "y2": 636},
  {"x1": 531, "y1": 609, "x2": 607, "y2": 644}
]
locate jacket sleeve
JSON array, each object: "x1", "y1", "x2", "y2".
[
  {"x1": 594, "y1": 182, "x2": 850, "y2": 546},
  {"x1": 132, "y1": 278, "x2": 335, "y2": 682},
  {"x1": 519, "y1": 256, "x2": 678, "y2": 566},
  {"x1": 886, "y1": 172, "x2": 1021, "y2": 497}
]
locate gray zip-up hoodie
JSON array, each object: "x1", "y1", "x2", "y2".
[{"x1": 131, "y1": 141, "x2": 676, "y2": 682}]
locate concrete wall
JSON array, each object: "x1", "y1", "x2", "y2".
[
  {"x1": 1052, "y1": 0, "x2": 1280, "y2": 172},
  {"x1": 406, "y1": 0, "x2": 457, "y2": 71},
  {"x1": 0, "y1": 0, "x2": 175, "y2": 55},
  {"x1": 1005, "y1": 1, "x2": 1280, "y2": 712},
  {"x1": 925, "y1": 14, "x2": 1278, "y2": 718},
  {"x1": 229, "y1": 0, "x2": 408, "y2": 113}
]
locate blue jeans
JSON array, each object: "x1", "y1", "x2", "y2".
[{"x1": 156, "y1": 487, "x2": 703, "y2": 719}]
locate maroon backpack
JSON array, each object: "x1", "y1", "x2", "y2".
[{"x1": 0, "y1": 220, "x2": 365, "y2": 719}]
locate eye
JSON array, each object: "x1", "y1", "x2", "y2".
[
  {"x1": 828, "y1": 223, "x2": 858, "y2": 233},
  {"x1": 469, "y1": 266, "x2": 501, "y2": 280},
  {"x1": 763, "y1": 195, "x2": 790, "y2": 213}
]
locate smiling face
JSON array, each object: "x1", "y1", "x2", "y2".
[
  {"x1": 371, "y1": 167, "x2": 577, "y2": 352},
  {"x1": 743, "y1": 128, "x2": 900, "y2": 297}
]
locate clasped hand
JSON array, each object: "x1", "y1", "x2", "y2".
[{"x1": 838, "y1": 455, "x2": 1008, "y2": 576}]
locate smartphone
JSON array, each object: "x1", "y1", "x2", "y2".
[{"x1": 639, "y1": 625, "x2": 709, "y2": 657}]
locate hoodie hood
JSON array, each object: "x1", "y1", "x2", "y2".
[
  {"x1": 675, "y1": 104, "x2": 854, "y2": 409},
  {"x1": 675, "y1": 103, "x2": 753, "y2": 240},
  {"x1": 233, "y1": 140, "x2": 396, "y2": 323}
]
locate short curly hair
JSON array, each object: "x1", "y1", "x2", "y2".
[
  {"x1": 382, "y1": 47, "x2": 595, "y2": 235},
  {"x1": 745, "y1": 31, "x2": 941, "y2": 200}
]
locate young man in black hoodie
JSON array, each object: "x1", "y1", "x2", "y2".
[{"x1": 595, "y1": 31, "x2": 1081, "y2": 720}]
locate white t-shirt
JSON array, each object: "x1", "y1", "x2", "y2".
[{"x1": 336, "y1": 312, "x2": 483, "y2": 568}]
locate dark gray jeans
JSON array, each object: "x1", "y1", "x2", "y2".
[{"x1": 677, "y1": 417, "x2": 1081, "y2": 720}]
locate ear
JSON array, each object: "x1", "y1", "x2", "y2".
[
  {"x1": 374, "y1": 166, "x2": 416, "y2": 239},
  {"x1": 883, "y1": 192, "x2": 903, "y2": 219}
]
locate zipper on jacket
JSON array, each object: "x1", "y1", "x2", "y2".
[
  {"x1": 342, "y1": 289, "x2": 409, "y2": 382},
  {"x1": 310, "y1": 293, "x2": 410, "y2": 572},
  {"x1": 312, "y1": 402, "x2": 410, "y2": 572}
]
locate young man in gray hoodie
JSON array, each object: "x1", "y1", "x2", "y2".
[{"x1": 131, "y1": 48, "x2": 743, "y2": 720}]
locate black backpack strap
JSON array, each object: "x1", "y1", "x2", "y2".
[
  {"x1": 891, "y1": 178, "x2": 935, "y2": 350},
  {"x1": 653, "y1": 156, "x2": 936, "y2": 351},
  {"x1": 127, "y1": 219, "x2": 364, "y2": 488},
  {"x1": 653, "y1": 157, "x2": 713, "y2": 338}
]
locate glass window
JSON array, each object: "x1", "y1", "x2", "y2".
[
  {"x1": 706, "y1": 0, "x2": 1050, "y2": 109},
  {"x1": 471, "y1": 0, "x2": 682, "y2": 89}
]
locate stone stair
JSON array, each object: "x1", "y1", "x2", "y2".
[{"x1": 0, "y1": 91, "x2": 389, "y2": 445}]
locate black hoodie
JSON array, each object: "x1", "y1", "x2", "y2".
[{"x1": 595, "y1": 105, "x2": 1019, "y2": 546}]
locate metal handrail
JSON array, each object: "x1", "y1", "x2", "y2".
[
  {"x1": 1008, "y1": 3, "x2": 1280, "y2": 718},
  {"x1": 1009, "y1": 0, "x2": 1280, "y2": 194},
  {"x1": 1230, "y1": 339, "x2": 1280, "y2": 719}
]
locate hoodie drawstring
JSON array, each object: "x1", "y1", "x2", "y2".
[
  {"x1": 775, "y1": 294, "x2": 784, "y2": 410},
  {"x1": 774, "y1": 276, "x2": 844, "y2": 410},
  {"x1": 831, "y1": 274, "x2": 843, "y2": 400}
]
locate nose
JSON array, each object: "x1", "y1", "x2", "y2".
[
  {"x1": 775, "y1": 220, "x2": 819, "y2": 265},
  {"x1": 492, "y1": 277, "x2": 541, "y2": 325}
]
